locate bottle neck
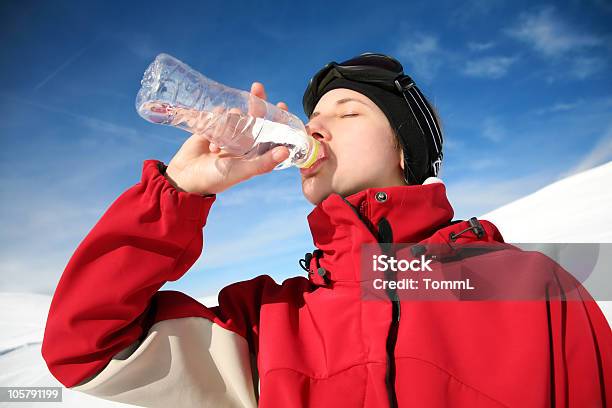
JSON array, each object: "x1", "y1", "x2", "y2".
[{"x1": 296, "y1": 136, "x2": 321, "y2": 169}]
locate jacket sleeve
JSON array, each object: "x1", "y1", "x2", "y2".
[{"x1": 41, "y1": 159, "x2": 267, "y2": 408}]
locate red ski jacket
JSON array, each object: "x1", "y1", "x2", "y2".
[{"x1": 42, "y1": 159, "x2": 611, "y2": 407}]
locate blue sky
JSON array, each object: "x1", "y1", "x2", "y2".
[{"x1": 1, "y1": 0, "x2": 611, "y2": 297}]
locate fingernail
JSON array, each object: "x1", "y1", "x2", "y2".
[{"x1": 272, "y1": 147, "x2": 286, "y2": 161}]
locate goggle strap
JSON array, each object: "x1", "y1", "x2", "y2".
[
  {"x1": 395, "y1": 77, "x2": 443, "y2": 160},
  {"x1": 410, "y1": 86, "x2": 443, "y2": 155},
  {"x1": 407, "y1": 87, "x2": 440, "y2": 153},
  {"x1": 399, "y1": 87, "x2": 426, "y2": 136}
]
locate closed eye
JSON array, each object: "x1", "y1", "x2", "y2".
[{"x1": 341, "y1": 113, "x2": 359, "y2": 118}]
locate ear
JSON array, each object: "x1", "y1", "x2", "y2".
[{"x1": 399, "y1": 149, "x2": 405, "y2": 171}]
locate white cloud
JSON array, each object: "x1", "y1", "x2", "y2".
[
  {"x1": 481, "y1": 117, "x2": 507, "y2": 142},
  {"x1": 469, "y1": 158, "x2": 503, "y2": 171},
  {"x1": 462, "y1": 56, "x2": 518, "y2": 79},
  {"x1": 467, "y1": 41, "x2": 496, "y2": 51},
  {"x1": 535, "y1": 100, "x2": 583, "y2": 115},
  {"x1": 443, "y1": 136, "x2": 465, "y2": 151},
  {"x1": 395, "y1": 33, "x2": 446, "y2": 82},
  {"x1": 569, "y1": 56, "x2": 607, "y2": 79},
  {"x1": 506, "y1": 6, "x2": 602, "y2": 57}
]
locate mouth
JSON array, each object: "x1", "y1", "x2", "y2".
[{"x1": 300, "y1": 143, "x2": 327, "y2": 177}]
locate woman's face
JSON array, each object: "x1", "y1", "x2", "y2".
[{"x1": 301, "y1": 88, "x2": 406, "y2": 205}]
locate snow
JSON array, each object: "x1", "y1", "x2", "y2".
[
  {"x1": 480, "y1": 161, "x2": 612, "y2": 243},
  {"x1": 0, "y1": 162, "x2": 610, "y2": 407},
  {"x1": 0, "y1": 293, "x2": 133, "y2": 407},
  {"x1": 0, "y1": 293, "x2": 50, "y2": 354},
  {"x1": 480, "y1": 161, "x2": 612, "y2": 325}
]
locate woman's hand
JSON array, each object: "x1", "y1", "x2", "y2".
[{"x1": 164, "y1": 82, "x2": 290, "y2": 195}]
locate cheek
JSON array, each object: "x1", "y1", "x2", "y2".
[{"x1": 333, "y1": 127, "x2": 397, "y2": 171}]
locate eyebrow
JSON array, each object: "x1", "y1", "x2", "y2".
[{"x1": 310, "y1": 98, "x2": 371, "y2": 119}]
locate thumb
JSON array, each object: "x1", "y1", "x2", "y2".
[{"x1": 242, "y1": 146, "x2": 290, "y2": 178}]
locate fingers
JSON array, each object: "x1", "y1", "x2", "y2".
[
  {"x1": 234, "y1": 146, "x2": 290, "y2": 179},
  {"x1": 251, "y1": 82, "x2": 267, "y2": 101},
  {"x1": 253, "y1": 82, "x2": 288, "y2": 111},
  {"x1": 180, "y1": 132, "x2": 212, "y2": 159},
  {"x1": 254, "y1": 146, "x2": 290, "y2": 175},
  {"x1": 249, "y1": 82, "x2": 267, "y2": 118},
  {"x1": 248, "y1": 82, "x2": 289, "y2": 120}
]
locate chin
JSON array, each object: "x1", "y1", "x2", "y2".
[{"x1": 301, "y1": 177, "x2": 333, "y2": 206}]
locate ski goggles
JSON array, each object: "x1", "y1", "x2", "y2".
[
  {"x1": 303, "y1": 53, "x2": 409, "y2": 116},
  {"x1": 302, "y1": 52, "x2": 443, "y2": 175}
]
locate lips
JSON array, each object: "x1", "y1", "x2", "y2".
[{"x1": 300, "y1": 143, "x2": 327, "y2": 177}]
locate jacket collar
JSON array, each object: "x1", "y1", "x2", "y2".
[{"x1": 305, "y1": 178, "x2": 504, "y2": 285}]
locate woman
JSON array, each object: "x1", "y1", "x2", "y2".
[{"x1": 42, "y1": 53, "x2": 611, "y2": 407}]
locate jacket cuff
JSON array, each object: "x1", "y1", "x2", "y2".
[{"x1": 141, "y1": 159, "x2": 216, "y2": 228}]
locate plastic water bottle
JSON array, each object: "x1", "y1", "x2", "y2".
[{"x1": 135, "y1": 53, "x2": 321, "y2": 170}]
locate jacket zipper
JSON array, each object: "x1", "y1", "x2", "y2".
[
  {"x1": 378, "y1": 217, "x2": 400, "y2": 408},
  {"x1": 385, "y1": 294, "x2": 400, "y2": 408},
  {"x1": 340, "y1": 196, "x2": 400, "y2": 408}
]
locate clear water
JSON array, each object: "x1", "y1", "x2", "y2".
[{"x1": 138, "y1": 100, "x2": 314, "y2": 168}]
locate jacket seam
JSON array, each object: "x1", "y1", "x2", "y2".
[
  {"x1": 304, "y1": 301, "x2": 329, "y2": 371},
  {"x1": 394, "y1": 355, "x2": 510, "y2": 407},
  {"x1": 169, "y1": 231, "x2": 201, "y2": 280},
  {"x1": 263, "y1": 360, "x2": 386, "y2": 380}
]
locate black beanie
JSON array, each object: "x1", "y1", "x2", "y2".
[{"x1": 311, "y1": 77, "x2": 436, "y2": 185}]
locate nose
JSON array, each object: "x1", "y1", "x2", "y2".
[{"x1": 305, "y1": 121, "x2": 331, "y2": 142}]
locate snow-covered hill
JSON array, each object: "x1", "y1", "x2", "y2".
[
  {"x1": 481, "y1": 161, "x2": 612, "y2": 243},
  {"x1": 0, "y1": 293, "x2": 132, "y2": 407},
  {"x1": 480, "y1": 160, "x2": 612, "y2": 324},
  {"x1": 0, "y1": 293, "x2": 218, "y2": 408},
  {"x1": 1, "y1": 162, "x2": 610, "y2": 407}
]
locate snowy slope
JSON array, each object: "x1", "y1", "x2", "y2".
[
  {"x1": 0, "y1": 293, "x2": 219, "y2": 408},
  {"x1": 481, "y1": 161, "x2": 612, "y2": 243},
  {"x1": 0, "y1": 293, "x2": 134, "y2": 407},
  {"x1": 0, "y1": 293, "x2": 217, "y2": 408},
  {"x1": 0, "y1": 162, "x2": 610, "y2": 407},
  {"x1": 0, "y1": 293, "x2": 50, "y2": 354},
  {"x1": 480, "y1": 160, "x2": 612, "y2": 325}
]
